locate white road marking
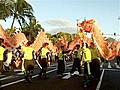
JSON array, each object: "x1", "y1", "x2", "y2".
[
  {"x1": 1, "y1": 79, "x2": 25, "y2": 88},
  {"x1": 96, "y1": 68, "x2": 120, "y2": 90},
  {"x1": 47, "y1": 67, "x2": 57, "y2": 69},
  {"x1": 96, "y1": 69, "x2": 105, "y2": 90},
  {"x1": 16, "y1": 72, "x2": 24, "y2": 75},
  {"x1": 0, "y1": 75, "x2": 5, "y2": 77},
  {"x1": 14, "y1": 69, "x2": 22, "y2": 72},
  {"x1": 1, "y1": 63, "x2": 73, "y2": 88},
  {"x1": 1, "y1": 61, "x2": 120, "y2": 89},
  {"x1": 104, "y1": 68, "x2": 120, "y2": 71}
]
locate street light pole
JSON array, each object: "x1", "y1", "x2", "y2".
[
  {"x1": 76, "y1": 19, "x2": 79, "y2": 33},
  {"x1": 118, "y1": 16, "x2": 120, "y2": 41},
  {"x1": 118, "y1": 16, "x2": 120, "y2": 32}
]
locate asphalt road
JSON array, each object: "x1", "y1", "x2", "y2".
[{"x1": 0, "y1": 60, "x2": 120, "y2": 90}]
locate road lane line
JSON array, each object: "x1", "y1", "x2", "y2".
[
  {"x1": 1, "y1": 79, "x2": 25, "y2": 88},
  {"x1": 104, "y1": 68, "x2": 120, "y2": 71},
  {"x1": 96, "y1": 69, "x2": 105, "y2": 90}
]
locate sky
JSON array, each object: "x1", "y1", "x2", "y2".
[{"x1": 1, "y1": 0, "x2": 120, "y2": 36}]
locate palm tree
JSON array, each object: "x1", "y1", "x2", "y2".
[
  {"x1": 0, "y1": 0, "x2": 34, "y2": 30},
  {"x1": 11, "y1": 0, "x2": 34, "y2": 30},
  {"x1": 0, "y1": 0, "x2": 13, "y2": 21},
  {"x1": 22, "y1": 18, "x2": 42, "y2": 41}
]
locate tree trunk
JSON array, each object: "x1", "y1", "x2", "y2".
[
  {"x1": 18, "y1": 18, "x2": 23, "y2": 30},
  {"x1": 11, "y1": 17, "x2": 15, "y2": 29}
]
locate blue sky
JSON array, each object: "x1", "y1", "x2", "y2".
[{"x1": 1, "y1": 0, "x2": 120, "y2": 36}]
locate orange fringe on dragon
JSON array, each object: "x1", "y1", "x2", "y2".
[
  {"x1": 0, "y1": 19, "x2": 120, "y2": 63},
  {"x1": 77, "y1": 19, "x2": 120, "y2": 60}
]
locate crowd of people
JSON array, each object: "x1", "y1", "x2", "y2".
[{"x1": 0, "y1": 37, "x2": 102, "y2": 87}]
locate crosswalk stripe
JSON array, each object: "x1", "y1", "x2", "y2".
[
  {"x1": 48, "y1": 67, "x2": 56, "y2": 69},
  {"x1": 0, "y1": 75, "x2": 5, "y2": 78},
  {"x1": 14, "y1": 69, "x2": 22, "y2": 72},
  {"x1": 1, "y1": 61, "x2": 120, "y2": 88},
  {"x1": 99, "y1": 62, "x2": 120, "y2": 69},
  {"x1": 16, "y1": 72, "x2": 24, "y2": 75}
]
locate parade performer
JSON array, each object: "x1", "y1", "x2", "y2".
[
  {"x1": 0, "y1": 38, "x2": 6, "y2": 87},
  {"x1": 13, "y1": 46, "x2": 23, "y2": 68},
  {"x1": 116, "y1": 49, "x2": 120, "y2": 65},
  {"x1": 38, "y1": 42, "x2": 51, "y2": 79},
  {"x1": 3, "y1": 48, "x2": 13, "y2": 71},
  {"x1": 57, "y1": 46, "x2": 66, "y2": 77},
  {"x1": 82, "y1": 43, "x2": 92, "y2": 87},
  {"x1": 70, "y1": 44, "x2": 82, "y2": 75},
  {"x1": 89, "y1": 42, "x2": 101, "y2": 81},
  {"x1": 21, "y1": 41, "x2": 35, "y2": 84}
]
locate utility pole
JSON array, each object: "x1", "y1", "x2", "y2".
[
  {"x1": 118, "y1": 16, "x2": 120, "y2": 32},
  {"x1": 76, "y1": 19, "x2": 79, "y2": 33},
  {"x1": 118, "y1": 16, "x2": 120, "y2": 41}
]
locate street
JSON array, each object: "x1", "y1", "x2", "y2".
[{"x1": 0, "y1": 60, "x2": 120, "y2": 90}]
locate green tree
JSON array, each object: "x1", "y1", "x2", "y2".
[
  {"x1": 22, "y1": 18, "x2": 42, "y2": 41},
  {"x1": 0, "y1": 0, "x2": 13, "y2": 21},
  {"x1": 106, "y1": 37, "x2": 115, "y2": 42},
  {"x1": 56, "y1": 32, "x2": 72, "y2": 42},
  {"x1": 46, "y1": 33, "x2": 52, "y2": 39},
  {"x1": 10, "y1": 0, "x2": 34, "y2": 30},
  {"x1": 6, "y1": 27, "x2": 16, "y2": 34},
  {"x1": 50, "y1": 37, "x2": 57, "y2": 45},
  {"x1": 0, "y1": 0, "x2": 34, "y2": 30},
  {"x1": 46, "y1": 32, "x2": 74, "y2": 44}
]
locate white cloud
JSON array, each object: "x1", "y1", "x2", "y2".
[
  {"x1": 44, "y1": 18, "x2": 73, "y2": 26},
  {"x1": 48, "y1": 26, "x2": 76, "y2": 34},
  {"x1": 40, "y1": 18, "x2": 77, "y2": 34}
]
